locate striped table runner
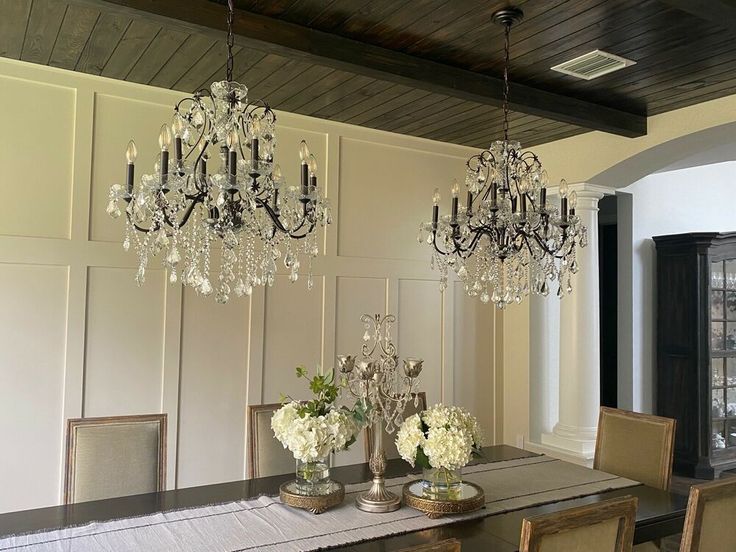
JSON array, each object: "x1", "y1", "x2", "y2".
[{"x1": 0, "y1": 455, "x2": 639, "y2": 551}]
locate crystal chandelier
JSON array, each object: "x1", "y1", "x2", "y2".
[
  {"x1": 106, "y1": 0, "x2": 331, "y2": 303},
  {"x1": 419, "y1": 7, "x2": 587, "y2": 309}
]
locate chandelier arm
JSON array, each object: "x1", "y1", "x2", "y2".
[{"x1": 256, "y1": 198, "x2": 317, "y2": 240}]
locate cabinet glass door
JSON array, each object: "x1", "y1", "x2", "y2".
[{"x1": 712, "y1": 259, "x2": 736, "y2": 453}]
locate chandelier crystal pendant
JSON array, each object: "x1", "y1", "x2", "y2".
[
  {"x1": 106, "y1": 0, "x2": 331, "y2": 304},
  {"x1": 419, "y1": 7, "x2": 587, "y2": 309}
]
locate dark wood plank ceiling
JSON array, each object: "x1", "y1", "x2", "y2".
[{"x1": 1, "y1": 0, "x2": 735, "y2": 149}]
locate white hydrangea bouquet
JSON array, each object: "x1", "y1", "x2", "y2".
[
  {"x1": 396, "y1": 404, "x2": 484, "y2": 498},
  {"x1": 271, "y1": 366, "x2": 364, "y2": 494}
]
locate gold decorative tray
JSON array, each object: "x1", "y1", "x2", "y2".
[
  {"x1": 279, "y1": 480, "x2": 345, "y2": 514},
  {"x1": 402, "y1": 480, "x2": 485, "y2": 519}
]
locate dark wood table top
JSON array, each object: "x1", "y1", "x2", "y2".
[{"x1": 0, "y1": 445, "x2": 687, "y2": 551}]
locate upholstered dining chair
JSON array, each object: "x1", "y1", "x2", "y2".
[
  {"x1": 519, "y1": 495, "x2": 638, "y2": 552},
  {"x1": 594, "y1": 407, "x2": 676, "y2": 491},
  {"x1": 397, "y1": 538, "x2": 461, "y2": 551},
  {"x1": 64, "y1": 414, "x2": 167, "y2": 504},
  {"x1": 365, "y1": 391, "x2": 427, "y2": 461},
  {"x1": 678, "y1": 477, "x2": 736, "y2": 552},
  {"x1": 247, "y1": 403, "x2": 295, "y2": 478}
]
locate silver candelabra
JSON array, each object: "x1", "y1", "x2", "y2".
[{"x1": 337, "y1": 313, "x2": 423, "y2": 513}]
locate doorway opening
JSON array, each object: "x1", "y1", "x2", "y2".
[{"x1": 599, "y1": 195, "x2": 618, "y2": 408}]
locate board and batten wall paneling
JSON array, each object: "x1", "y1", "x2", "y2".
[
  {"x1": 337, "y1": 137, "x2": 469, "y2": 261},
  {"x1": 0, "y1": 75, "x2": 74, "y2": 239},
  {"x1": 84, "y1": 267, "x2": 167, "y2": 416},
  {"x1": 0, "y1": 56, "x2": 499, "y2": 512},
  {"x1": 398, "y1": 279, "x2": 444, "y2": 406},
  {"x1": 0, "y1": 264, "x2": 69, "y2": 513},
  {"x1": 177, "y1": 290, "x2": 251, "y2": 489},
  {"x1": 262, "y1": 275, "x2": 325, "y2": 403}
]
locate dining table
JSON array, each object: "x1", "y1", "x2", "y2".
[{"x1": 0, "y1": 445, "x2": 688, "y2": 551}]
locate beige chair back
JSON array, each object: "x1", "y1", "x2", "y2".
[
  {"x1": 64, "y1": 414, "x2": 166, "y2": 504},
  {"x1": 365, "y1": 392, "x2": 427, "y2": 461},
  {"x1": 594, "y1": 407, "x2": 676, "y2": 491},
  {"x1": 520, "y1": 495, "x2": 638, "y2": 552},
  {"x1": 397, "y1": 538, "x2": 461, "y2": 551},
  {"x1": 247, "y1": 403, "x2": 295, "y2": 478},
  {"x1": 679, "y1": 477, "x2": 736, "y2": 552}
]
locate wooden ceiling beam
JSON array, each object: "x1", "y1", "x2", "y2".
[
  {"x1": 659, "y1": 0, "x2": 736, "y2": 30},
  {"x1": 85, "y1": 0, "x2": 647, "y2": 137}
]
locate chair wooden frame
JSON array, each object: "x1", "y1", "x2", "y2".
[
  {"x1": 364, "y1": 391, "x2": 427, "y2": 461},
  {"x1": 519, "y1": 495, "x2": 638, "y2": 552},
  {"x1": 679, "y1": 477, "x2": 736, "y2": 552},
  {"x1": 594, "y1": 407, "x2": 676, "y2": 491},
  {"x1": 397, "y1": 538, "x2": 461, "y2": 552},
  {"x1": 64, "y1": 413, "x2": 167, "y2": 504},
  {"x1": 247, "y1": 402, "x2": 284, "y2": 479}
]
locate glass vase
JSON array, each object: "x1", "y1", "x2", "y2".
[
  {"x1": 295, "y1": 458, "x2": 331, "y2": 496},
  {"x1": 422, "y1": 467, "x2": 462, "y2": 500}
]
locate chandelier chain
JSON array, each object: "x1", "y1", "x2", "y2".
[
  {"x1": 226, "y1": 0, "x2": 235, "y2": 82},
  {"x1": 502, "y1": 22, "x2": 511, "y2": 143}
]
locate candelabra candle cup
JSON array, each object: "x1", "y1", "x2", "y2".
[
  {"x1": 403, "y1": 358, "x2": 424, "y2": 378},
  {"x1": 337, "y1": 355, "x2": 355, "y2": 374},
  {"x1": 356, "y1": 359, "x2": 376, "y2": 381}
]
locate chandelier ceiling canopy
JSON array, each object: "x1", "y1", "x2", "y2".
[
  {"x1": 420, "y1": 6, "x2": 587, "y2": 309},
  {"x1": 107, "y1": 0, "x2": 331, "y2": 303}
]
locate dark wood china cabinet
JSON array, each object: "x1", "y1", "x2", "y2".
[{"x1": 654, "y1": 232, "x2": 736, "y2": 479}]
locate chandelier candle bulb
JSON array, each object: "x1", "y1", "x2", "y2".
[
  {"x1": 451, "y1": 180, "x2": 460, "y2": 221},
  {"x1": 560, "y1": 179, "x2": 569, "y2": 218},
  {"x1": 250, "y1": 137, "x2": 259, "y2": 168},
  {"x1": 227, "y1": 130, "x2": 238, "y2": 188},
  {"x1": 125, "y1": 140, "x2": 137, "y2": 194},
  {"x1": 172, "y1": 117, "x2": 184, "y2": 165},
  {"x1": 569, "y1": 190, "x2": 577, "y2": 216},
  {"x1": 308, "y1": 154, "x2": 318, "y2": 191},
  {"x1": 158, "y1": 124, "x2": 171, "y2": 184}
]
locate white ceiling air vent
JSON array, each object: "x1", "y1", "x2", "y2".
[{"x1": 551, "y1": 50, "x2": 636, "y2": 80}]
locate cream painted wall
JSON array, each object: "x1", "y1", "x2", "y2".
[
  {"x1": 503, "y1": 91, "x2": 736, "y2": 449},
  {"x1": 623, "y1": 162, "x2": 736, "y2": 413},
  {"x1": 531, "y1": 93, "x2": 736, "y2": 186},
  {"x1": 0, "y1": 57, "x2": 500, "y2": 512}
]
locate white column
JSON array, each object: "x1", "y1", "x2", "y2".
[
  {"x1": 541, "y1": 183, "x2": 611, "y2": 461},
  {"x1": 529, "y1": 292, "x2": 559, "y2": 443}
]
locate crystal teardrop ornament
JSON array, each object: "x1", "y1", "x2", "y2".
[
  {"x1": 106, "y1": 200, "x2": 120, "y2": 218},
  {"x1": 166, "y1": 247, "x2": 181, "y2": 267},
  {"x1": 199, "y1": 278, "x2": 213, "y2": 296}
]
